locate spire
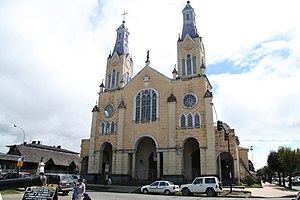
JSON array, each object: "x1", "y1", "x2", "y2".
[
  {"x1": 181, "y1": 1, "x2": 198, "y2": 40},
  {"x1": 112, "y1": 13, "x2": 130, "y2": 56}
]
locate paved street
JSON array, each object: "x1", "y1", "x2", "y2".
[
  {"x1": 1, "y1": 191, "x2": 298, "y2": 200},
  {"x1": 1, "y1": 183, "x2": 299, "y2": 200}
]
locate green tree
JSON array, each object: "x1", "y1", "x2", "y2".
[
  {"x1": 256, "y1": 166, "x2": 273, "y2": 183},
  {"x1": 267, "y1": 151, "x2": 282, "y2": 186},
  {"x1": 278, "y1": 147, "x2": 300, "y2": 189}
]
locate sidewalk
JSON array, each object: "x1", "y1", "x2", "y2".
[
  {"x1": 87, "y1": 182, "x2": 300, "y2": 198},
  {"x1": 227, "y1": 183, "x2": 299, "y2": 198},
  {"x1": 87, "y1": 184, "x2": 140, "y2": 193}
]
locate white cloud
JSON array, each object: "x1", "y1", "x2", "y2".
[
  {"x1": 0, "y1": 0, "x2": 299, "y2": 170},
  {"x1": 210, "y1": 31, "x2": 300, "y2": 168}
]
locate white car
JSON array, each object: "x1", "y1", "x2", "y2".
[
  {"x1": 180, "y1": 176, "x2": 222, "y2": 197},
  {"x1": 141, "y1": 180, "x2": 180, "y2": 195}
]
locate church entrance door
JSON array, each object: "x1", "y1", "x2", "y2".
[
  {"x1": 183, "y1": 138, "x2": 200, "y2": 181},
  {"x1": 135, "y1": 136, "x2": 158, "y2": 181},
  {"x1": 220, "y1": 152, "x2": 234, "y2": 185},
  {"x1": 100, "y1": 142, "x2": 113, "y2": 178}
]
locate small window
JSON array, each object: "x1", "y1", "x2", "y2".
[
  {"x1": 205, "y1": 178, "x2": 216, "y2": 184},
  {"x1": 111, "y1": 121, "x2": 116, "y2": 133},
  {"x1": 186, "y1": 14, "x2": 190, "y2": 20},
  {"x1": 180, "y1": 114, "x2": 186, "y2": 128},
  {"x1": 195, "y1": 112, "x2": 201, "y2": 127},
  {"x1": 159, "y1": 182, "x2": 167, "y2": 186},
  {"x1": 100, "y1": 122, "x2": 105, "y2": 134},
  {"x1": 150, "y1": 181, "x2": 159, "y2": 186},
  {"x1": 194, "y1": 178, "x2": 203, "y2": 184},
  {"x1": 187, "y1": 113, "x2": 193, "y2": 127},
  {"x1": 106, "y1": 121, "x2": 110, "y2": 134}
]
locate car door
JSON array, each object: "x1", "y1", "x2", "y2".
[
  {"x1": 157, "y1": 181, "x2": 168, "y2": 193},
  {"x1": 148, "y1": 181, "x2": 159, "y2": 193},
  {"x1": 191, "y1": 178, "x2": 204, "y2": 193}
]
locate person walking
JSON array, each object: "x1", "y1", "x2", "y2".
[
  {"x1": 73, "y1": 178, "x2": 86, "y2": 200},
  {"x1": 83, "y1": 192, "x2": 92, "y2": 200}
]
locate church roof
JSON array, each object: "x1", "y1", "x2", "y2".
[
  {"x1": 181, "y1": 1, "x2": 199, "y2": 39},
  {"x1": 182, "y1": 1, "x2": 192, "y2": 11},
  {"x1": 112, "y1": 21, "x2": 130, "y2": 56}
]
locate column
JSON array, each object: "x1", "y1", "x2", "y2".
[
  {"x1": 156, "y1": 152, "x2": 160, "y2": 179},
  {"x1": 132, "y1": 152, "x2": 136, "y2": 179}
]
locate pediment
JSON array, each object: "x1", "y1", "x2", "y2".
[
  {"x1": 182, "y1": 34, "x2": 195, "y2": 51},
  {"x1": 125, "y1": 66, "x2": 171, "y2": 89},
  {"x1": 111, "y1": 52, "x2": 120, "y2": 66}
]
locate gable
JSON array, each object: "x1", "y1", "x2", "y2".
[{"x1": 125, "y1": 65, "x2": 171, "y2": 90}]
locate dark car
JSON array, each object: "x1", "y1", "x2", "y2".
[
  {"x1": 46, "y1": 173, "x2": 75, "y2": 195},
  {"x1": 70, "y1": 174, "x2": 81, "y2": 185},
  {"x1": 0, "y1": 171, "x2": 30, "y2": 179}
]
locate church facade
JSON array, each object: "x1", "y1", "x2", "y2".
[{"x1": 80, "y1": 1, "x2": 250, "y2": 184}]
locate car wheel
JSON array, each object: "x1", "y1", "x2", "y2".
[
  {"x1": 164, "y1": 190, "x2": 171, "y2": 195},
  {"x1": 143, "y1": 189, "x2": 149, "y2": 194},
  {"x1": 182, "y1": 188, "x2": 190, "y2": 196},
  {"x1": 206, "y1": 188, "x2": 216, "y2": 197}
]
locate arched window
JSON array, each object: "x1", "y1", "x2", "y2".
[
  {"x1": 108, "y1": 75, "x2": 111, "y2": 89},
  {"x1": 182, "y1": 59, "x2": 186, "y2": 76},
  {"x1": 111, "y1": 121, "x2": 116, "y2": 133},
  {"x1": 112, "y1": 70, "x2": 116, "y2": 88},
  {"x1": 100, "y1": 122, "x2": 105, "y2": 134},
  {"x1": 187, "y1": 113, "x2": 193, "y2": 127},
  {"x1": 187, "y1": 54, "x2": 192, "y2": 75},
  {"x1": 186, "y1": 14, "x2": 190, "y2": 20},
  {"x1": 135, "y1": 89, "x2": 158, "y2": 123},
  {"x1": 182, "y1": 54, "x2": 197, "y2": 76},
  {"x1": 193, "y1": 57, "x2": 196, "y2": 74},
  {"x1": 116, "y1": 72, "x2": 120, "y2": 87},
  {"x1": 106, "y1": 121, "x2": 110, "y2": 134},
  {"x1": 180, "y1": 114, "x2": 186, "y2": 128},
  {"x1": 194, "y1": 112, "x2": 201, "y2": 127}
]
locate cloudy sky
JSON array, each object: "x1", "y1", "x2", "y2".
[{"x1": 1, "y1": 0, "x2": 299, "y2": 170}]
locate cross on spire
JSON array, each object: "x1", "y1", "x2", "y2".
[{"x1": 121, "y1": 11, "x2": 128, "y2": 23}]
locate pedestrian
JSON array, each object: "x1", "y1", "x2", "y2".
[
  {"x1": 93, "y1": 175, "x2": 98, "y2": 184},
  {"x1": 108, "y1": 175, "x2": 112, "y2": 185},
  {"x1": 73, "y1": 178, "x2": 86, "y2": 200},
  {"x1": 39, "y1": 172, "x2": 47, "y2": 185},
  {"x1": 83, "y1": 192, "x2": 92, "y2": 200},
  {"x1": 72, "y1": 186, "x2": 78, "y2": 200},
  {"x1": 104, "y1": 174, "x2": 108, "y2": 185}
]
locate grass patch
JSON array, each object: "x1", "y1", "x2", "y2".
[
  {"x1": 1, "y1": 190, "x2": 20, "y2": 195},
  {"x1": 240, "y1": 182, "x2": 262, "y2": 188}
]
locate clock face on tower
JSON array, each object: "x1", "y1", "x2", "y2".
[{"x1": 104, "y1": 103, "x2": 115, "y2": 117}]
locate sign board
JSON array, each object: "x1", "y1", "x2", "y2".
[
  {"x1": 17, "y1": 156, "x2": 25, "y2": 167},
  {"x1": 105, "y1": 164, "x2": 109, "y2": 172},
  {"x1": 22, "y1": 184, "x2": 58, "y2": 200}
]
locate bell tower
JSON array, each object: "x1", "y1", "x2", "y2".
[
  {"x1": 104, "y1": 18, "x2": 133, "y2": 91},
  {"x1": 177, "y1": 1, "x2": 206, "y2": 78}
]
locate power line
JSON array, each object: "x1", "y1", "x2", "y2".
[{"x1": 241, "y1": 139, "x2": 300, "y2": 142}]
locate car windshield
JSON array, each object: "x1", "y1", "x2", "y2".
[{"x1": 61, "y1": 175, "x2": 73, "y2": 181}]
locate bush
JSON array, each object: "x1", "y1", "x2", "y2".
[{"x1": 241, "y1": 176, "x2": 261, "y2": 186}]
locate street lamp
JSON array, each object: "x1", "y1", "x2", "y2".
[
  {"x1": 250, "y1": 145, "x2": 254, "y2": 168},
  {"x1": 14, "y1": 124, "x2": 26, "y2": 145},
  {"x1": 211, "y1": 102, "x2": 222, "y2": 183}
]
